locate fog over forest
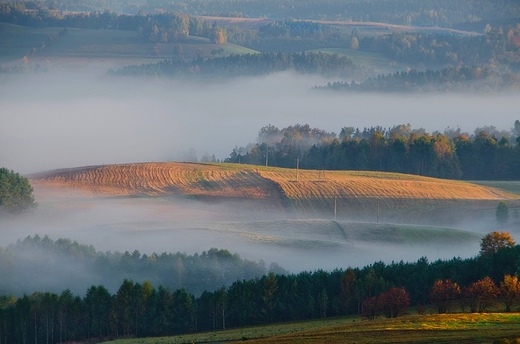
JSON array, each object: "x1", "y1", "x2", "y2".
[{"x1": 1, "y1": 67, "x2": 520, "y2": 175}]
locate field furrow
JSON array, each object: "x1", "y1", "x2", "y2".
[{"x1": 30, "y1": 163, "x2": 518, "y2": 205}]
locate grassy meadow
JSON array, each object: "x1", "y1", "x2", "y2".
[
  {"x1": 101, "y1": 313, "x2": 520, "y2": 344},
  {"x1": 473, "y1": 181, "x2": 520, "y2": 196},
  {"x1": 0, "y1": 22, "x2": 257, "y2": 67},
  {"x1": 0, "y1": 22, "x2": 64, "y2": 64}
]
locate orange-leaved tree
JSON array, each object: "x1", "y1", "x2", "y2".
[
  {"x1": 464, "y1": 277, "x2": 500, "y2": 313},
  {"x1": 429, "y1": 279, "x2": 461, "y2": 314},
  {"x1": 480, "y1": 231, "x2": 516, "y2": 256}
]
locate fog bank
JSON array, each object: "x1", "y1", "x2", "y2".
[{"x1": 1, "y1": 68, "x2": 519, "y2": 174}]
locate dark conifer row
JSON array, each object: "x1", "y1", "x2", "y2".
[
  {"x1": 1, "y1": 239, "x2": 519, "y2": 343},
  {"x1": 227, "y1": 123, "x2": 520, "y2": 180},
  {"x1": 109, "y1": 51, "x2": 361, "y2": 79}
]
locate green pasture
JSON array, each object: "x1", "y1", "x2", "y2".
[
  {"x1": 309, "y1": 47, "x2": 410, "y2": 74},
  {"x1": 0, "y1": 23, "x2": 257, "y2": 66},
  {"x1": 0, "y1": 22, "x2": 63, "y2": 64}
]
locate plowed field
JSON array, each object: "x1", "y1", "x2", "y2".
[{"x1": 30, "y1": 162, "x2": 515, "y2": 201}]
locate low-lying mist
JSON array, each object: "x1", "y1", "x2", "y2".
[
  {"x1": 1, "y1": 66, "x2": 520, "y2": 174},
  {"x1": 1, "y1": 64, "x2": 517, "y2": 295},
  {"x1": 0, "y1": 181, "x2": 494, "y2": 296}
]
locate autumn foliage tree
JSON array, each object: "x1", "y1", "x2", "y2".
[
  {"x1": 429, "y1": 279, "x2": 461, "y2": 314},
  {"x1": 480, "y1": 231, "x2": 516, "y2": 255},
  {"x1": 464, "y1": 277, "x2": 500, "y2": 313},
  {"x1": 500, "y1": 274, "x2": 520, "y2": 312},
  {"x1": 210, "y1": 27, "x2": 226, "y2": 44},
  {"x1": 379, "y1": 287, "x2": 410, "y2": 318}
]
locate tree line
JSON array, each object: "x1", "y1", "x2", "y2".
[
  {"x1": 0, "y1": 235, "x2": 275, "y2": 298},
  {"x1": 45, "y1": 0, "x2": 520, "y2": 28},
  {"x1": 226, "y1": 122, "x2": 520, "y2": 180},
  {"x1": 0, "y1": 232, "x2": 518, "y2": 342},
  {"x1": 0, "y1": 2, "x2": 232, "y2": 46},
  {"x1": 109, "y1": 51, "x2": 365, "y2": 79},
  {"x1": 315, "y1": 66, "x2": 520, "y2": 92}
]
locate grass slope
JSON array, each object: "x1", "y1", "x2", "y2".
[
  {"x1": 309, "y1": 48, "x2": 410, "y2": 74},
  {"x1": 0, "y1": 22, "x2": 64, "y2": 64},
  {"x1": 0, "y1": 23, "x2": 257, "y2": 66},
  {"x1": 472, "y1": 181, "x2": 520, "y2": 196},
  {"x1": 211, "y1": 220, "x2": 479, "y2": 249},
  {"x1": 101, "y1": 313, "x2": 520, "y2": 344}
]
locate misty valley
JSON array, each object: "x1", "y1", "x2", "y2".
[{"x1": 1, "y1": 0, "x2": 520, "y2": 343}]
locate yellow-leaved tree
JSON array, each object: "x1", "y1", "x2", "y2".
[{"x1": 480, "y1": 231, "x2": 516, "y2": 255}]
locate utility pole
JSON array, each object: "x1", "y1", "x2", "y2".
[
  {"x1": 377, "y1": 199, "x2": 380, "y2": 223},
  {"x1": 265, "y1": 146, "x2": 268, "y2": 167},
  {"x1": 296, "y1": 157, "x2": 299, "y2": 182},
  {"x1": 334, "y1": 196, "x2": 337, "y2": 221}
]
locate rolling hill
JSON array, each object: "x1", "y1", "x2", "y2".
[
  {"x1": 30, "y1": 162, "x2": 519, "y2": 225},
  {"x1": 29, "y1": 162, "x2": 514, "y2": 199}
]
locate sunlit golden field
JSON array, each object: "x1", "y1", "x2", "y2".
[
  {"x1": 101, "y1": 313, "x2": 520, "y2": 344},
  {"x1": 31, "y1": 162, "x2": 516, "y2": 200},
  {"x1": 30, "y1": 162, "x2": 519, "y2": 226}
]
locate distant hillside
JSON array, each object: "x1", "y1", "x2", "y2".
[{"x1": 0, "y1": 22, "x2": 256, "y2": 67}]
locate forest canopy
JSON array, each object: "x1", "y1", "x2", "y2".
[{"x1": 108, "y1": 52, "x2": 366, "y2": 79}]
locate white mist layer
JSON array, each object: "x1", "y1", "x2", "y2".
[{"x1": 1, "y1": 68, "x2": 519, "y2": 174}]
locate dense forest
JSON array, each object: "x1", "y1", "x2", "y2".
[
  {"x1": 0, "y1": 236, "x2": 276, "y2": 297},
  {"x1": 226, "y1": 122, "x2": 520, "y2": 180},
  {"x1": 109, "y1": 52, "x2": 365, "y2": 79},
  {"x1": 0, "y1": 233, "x2": 518, "y2": 342},
  {"x1": 315, "y1": 67, "x2": 520, "y2": 92}
]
